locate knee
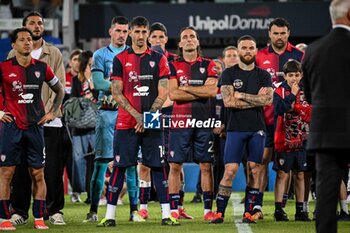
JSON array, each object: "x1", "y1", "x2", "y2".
[
  {"x1": 0, "y1": 169, "x2": 14, "y2": 185},
  {"x1": 139, "y1": 165, "x2": 150, "y2": 178},
  {"x1": 223, "y1": 166, "x2": 237, "y2": 181},
  {"x1": 31, "y1": 169, "x2": 45, "y2": 184},
  {"x1": 277, "y1": 170, "x2": 288, "y2": 180},
  {"x1": 200, "y1": 163, "x2": 212, "y2": 176},
  {"x1": 248, "y1": 163, "x2": 260, "y2": 177},
  {"x1": 169, "y1": 163, "x2": 182, "y2": 174}
]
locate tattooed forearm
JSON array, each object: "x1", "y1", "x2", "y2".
[
  {"x1": 159, "y1": 79, "x2": 168, "y2": 89},
  {"x1": 49, "y1": 81, "x2": 65, "y2": 114},
  {"x1": 221, "y1": 85, "x2": 255, "y2": 109},
  {"x1": 111, "y1": 80, "x2": 140, "y2": 119},
  {"x1": 150, "y1": 97, "x2": 165, "y2": 112},
  {"x1": 240, "y1": 87, "x2": 273, "y2": 106}
]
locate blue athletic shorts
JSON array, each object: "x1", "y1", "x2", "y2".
[
  {"x1": 273, "y1": 150, "x2": 307, "y2": 172},
  {"x1": 113, "y1": 129, "x2": 164, "y2": 168},
  {"x1": 94, "y1": 109, "x2": 118, "y2": 160},
  {"x1": 168, "y1": 128, "x2": 213, "y2": 164},
  {"x1": 224, "y1": 131, "x2": 266, "y2": 164},
  {"x1": 0, "y1": 122, "x2": 45, "y2": 168}
]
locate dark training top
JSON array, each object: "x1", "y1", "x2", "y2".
[{"x1": 220, "y1": 64, "x2": 272, "y2": 132}]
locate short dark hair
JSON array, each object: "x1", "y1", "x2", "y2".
[
  {"x1": 10, "y1": 28, "x2": 32, "y2": 43},
  {"x1": 130, "y1": 16, "x2": 149, "y2": 29},
  {"x1": 237, "y1": 35, "x2": 256, "y2": 45},
  {"x1": 150, "y1": 22, "x2": 167, "y2": 36},
  {"x1": 269, "y1": 17, "x2": 290, "y2": 31},
  {"x1": 111, "y1": 16, "x2": 128, "y2": 27},
  {"x1": 283, "y1": 60, "x2": 301, "y2": 74},
  {"x1": 22, "y1": 11, "x2": 43, "y2": 26},
  {"x1": 69, "y1": 49, "x2": 83, "y2": 60}
]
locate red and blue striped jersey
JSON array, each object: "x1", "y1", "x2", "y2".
[
  {"x1": 111, "y1": 47, "x2": 170, "y2": 129},
  {"x1": 0, "y1": 57, "x2": 58, "y2": 129}
]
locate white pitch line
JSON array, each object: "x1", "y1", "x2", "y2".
[{"x1": 231, "y1": 193, "x2": 253, "y2": 233}]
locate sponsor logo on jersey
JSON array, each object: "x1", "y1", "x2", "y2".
[
  {"x1": 12, "y1": 81, "x2": 23, "y2": 92},
  {"x1": 125, "y1": 62, "x2": 132, "y2": 67},
  {"x1": 128, "y1": 71, "x2": 138, "y2": 82},
  {"x1": 179, "y1": 76, "x2": 189, "y2": 86},
  {"x1": 133, "y1": 85, "x2": 149, "y2": 96},
  {"x1": 263, "y1": 60, "x2": 270, "y2": 65},
  {"x1": 9, "y1": 73, "x2": 17, "y2": 78},
  {"x1": 18, "y1": 92, "x2": 34, "y2": 104}
]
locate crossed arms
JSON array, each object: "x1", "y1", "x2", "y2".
[
  {"x1": 221, "y1": 85, "x2": 273, "y2": 109},
  {"x1": 168, "y1": 77, "x2": 218, "y2": 102}
]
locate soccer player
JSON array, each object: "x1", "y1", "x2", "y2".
[
  {"x1": 84, "y1": 16, "x2": 142, "y2": 223},
  {"x1": 210, "y1": 35, "x2": 273, "y2": 224},
  {"x1": 7, "y1": 11, "x2": 67, "y2": 226},
  {"x1": 97, "y1": 16, "x2": 179, "y2": 227},
  {"x1": 168, "y1": 26, "x2": 218, "y2": 222},
  {"x1": 273, "y1": 60, "x2": 311, "y2": 222},
  {"x1": 255, "y1": 17, "x2": 304, "y2": 219},
  {"x1": 0, "y1": 28, "x2": 64, "y2": 230}
]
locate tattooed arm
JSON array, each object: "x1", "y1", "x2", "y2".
[
  {"x1": 221, "y1": 85, "x2": 255, "y2": 109},
  {"x1": 111, "y1": 79, "x2": 144, "y2": 133},
  {"x1": 168, "y1": 79, "x2": 199, "y2": 102},
  {"x1": 38, "y1": 81, "x2": 65, "y2": 125},
  {"x1": 234, "y1": 87, "x2": 273, "y2": 107},
  {"x1": 150, "y1": 79, "x2": 168, "y2": 112},
  {"x1": 179, "y1": 77, "x2": 218, "y2": 98}
]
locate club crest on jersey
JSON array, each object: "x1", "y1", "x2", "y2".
[
  {"x1": 199, "y1": 67, "x2": 205, "y2": 74},
  {"x1": 115, "y1": 155, "x2": 120, "y2": 163},
  {"x1": 279, "y1": 158, "x2": 285, "y2": 166},
  {"x1": 0, "y1": 154, "x2": 6, "y2": 162},
  {"x1": 170, "y1": 151, "x2": 175, "y2": 158},
  {"x1": 149, "y1": 61, "x2": 155, "y2": 68},
  {"x1": 35, "y1": 71, "x2": 41, "y2": 78}
]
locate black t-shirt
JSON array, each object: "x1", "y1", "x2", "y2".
[{"x1": 220, "y1": 64, "x2": 272, "y2": 132}]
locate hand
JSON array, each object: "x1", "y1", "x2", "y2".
[
  {"x1": 213, "y1": 127, "x2": 221, "y2": 134},
  {"x1": 0, "y1": 111, "x2": 13, "y2": 123},
  {"x1": 258, "y1": 87, "x2": 267, "y2": 95},
  {"x1": 204, "y1": 78, "x2": 216, "y2": 85},
  {"x1": 213, "y1": 124, "x2": 225, "y2": 135},
  {"x1": 134, "y1": 112, "x2": 144, "y2": 133},
  {"x1": 37, "y1": 112, "x2": 56, "y2": 125},
  {"x1": 234, "y1": 91, "x2": 243, "y2": 99},
  {"x1": 291, "y1": 82, "x2": 300, "y2": 96}
]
